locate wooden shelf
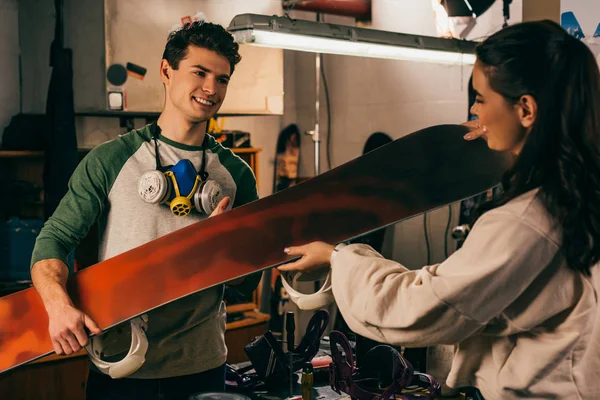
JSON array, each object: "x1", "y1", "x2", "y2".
[
  {"x1": 226, "y1": 302, "x2": 256, "y2": 314},
  {"x1": 0, "y1": 149, "x2": 92, "y2": 158},
  {"x1": 225, "y1": 310, "x2": 271, "y2": 363},
  {"x1": 230, "y1": 148, "x2": 262, "y2": 154},
  {"x1": 226, "y1": 310, "x2": 270, "y2": 331},
  {"x1": 75, "y1": 110, "x2": 160, "y2": 119},
  {"x1": 0, "y1": 150, "x2": 44, "y2": 158}
]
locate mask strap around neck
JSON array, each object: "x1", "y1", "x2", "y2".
[
  {"x1": 198, "y1": 135, "x2": 209, "y2": 181},
  {"x1": 151, "y1": 122, "x2": 209, "y2": 178},
  {"x1": 151, "y1": 122, "x2": 166, "y2": 171}
]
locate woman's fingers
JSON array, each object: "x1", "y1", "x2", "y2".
[
  {"x1": 461, "y1": 120, "x2": 488, "y2": 141},
  {"x1": 284, "y1": 245, "x2": 306, "y2": 256}
]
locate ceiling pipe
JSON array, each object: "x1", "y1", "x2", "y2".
[{"x1": 283, "y1": 0, "x2": 371, "y2": 20}]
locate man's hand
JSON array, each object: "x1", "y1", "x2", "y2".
[
  {"x1": 47, "y1": 302, "x2": 101, "y2": 355},
  {"x1": 209, "y1": 196, "x2": 231, "y2": 218},
  {"x1": 31, "y1": 259, "x2": 101, "y2": 356}
]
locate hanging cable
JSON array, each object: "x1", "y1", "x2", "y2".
[
  {"x1": 444, "y1": 205, "x2": 453, "y2": 259},
  {"x1": 316, "y1": 13, "x2": 332, "y2": 170},
  {"x1": 424, "y1": 213, "x2": 431, "y2": 265},
  {"x1": 321, "y1": 53, "x2": 332, "y2": 170}
]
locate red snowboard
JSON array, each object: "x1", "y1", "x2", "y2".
[{"x1": 0, "y1": 124, "x2": 511, "y2": 375}]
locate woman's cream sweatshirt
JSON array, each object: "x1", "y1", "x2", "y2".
[{"x1": 330, "y1": 190, "x2": 600, "y2": 399}]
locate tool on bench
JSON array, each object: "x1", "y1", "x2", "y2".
[{"x1": 287, "y1": 311, "x2": 296, "y2": 398}]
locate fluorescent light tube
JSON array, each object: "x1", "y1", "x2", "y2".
[{"x1": 228, "y1": 14, "x2": 477, "y2": 66}]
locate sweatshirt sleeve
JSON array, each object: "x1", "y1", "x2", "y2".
[
  {"x1": 232, "y1": 166, "x2": 259, "y2": 209},
  {"x1": 330, "y1": 210, "x2": 560, "y2": 347},
  {"x1": 30, "y1": 144, "x2": 119, "y2": 268}
]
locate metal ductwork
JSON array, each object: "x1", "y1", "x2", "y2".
[{"x1": 283, "y1": 0, "x2": 371, "y2": 20}]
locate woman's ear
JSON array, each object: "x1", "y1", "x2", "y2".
[{"x1": 517, "y1": 94, "x2": 538, "y2": 129}]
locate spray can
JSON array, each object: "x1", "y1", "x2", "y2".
[{"x1": 301, "y1": 362, "x2": 314, "y2": 400}]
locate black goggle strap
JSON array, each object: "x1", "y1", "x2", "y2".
[
  {"x1": 398, "y1": 372, "x2": 441, "y2": 399},
  {"x1": 329, "y1": 330, "x2": 355, "y2": 395},
  {"x1": 329, "y1": 331, "x2": 439, "y2": 400},
  {"x1": 328, "y1": 332, "x2": 402, "y2": 400},
  {"x1": 295, "y1": 309, "x2": 330, "y2": 356},
  {"x1": 359, "y1": 345, "x2": 413, "y2": 397}
]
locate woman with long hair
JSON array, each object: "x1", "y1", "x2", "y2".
[{"x1": 279, "y1": 20, "x2": 600, "y2": 399}]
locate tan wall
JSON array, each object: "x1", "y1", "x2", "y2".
[{"x1": 522, "y1": 0, "x2": 560, "y2": 22}]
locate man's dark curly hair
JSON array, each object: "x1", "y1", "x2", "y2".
[{"x1": 162, "y1": 21, "x2": 241, "y2": 74}]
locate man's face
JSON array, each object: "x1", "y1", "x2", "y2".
[{"x1": 161, "y1": 45, "x2": 231, "y2": 123}]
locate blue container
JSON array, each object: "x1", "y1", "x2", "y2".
[{"x1": 0, "y1": 218, "x2": 44, "y2": 281}]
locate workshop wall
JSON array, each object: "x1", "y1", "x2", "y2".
[
  {"x1": 560, "y1": 0, "x2": 600, "y2": 63},
  {"x1": 13, "y1": 0, "x2": 524, "y2": 211},
  {"x1": 12, "y1": 0, "x2": 523, "y2": 264},
  {"x1": 0, "y1": 0, "x2": 20, "y2": 145},
  {"x1": 286, "y1": 0, "x2": 523, "y2": 268},
  {"x1": 17, "y1": 0, "x2": 283, "y2": 198}
]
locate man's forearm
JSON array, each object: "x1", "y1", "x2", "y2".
[{"x1": 31, "y1": 259, "x2": 73, "y2": 311}]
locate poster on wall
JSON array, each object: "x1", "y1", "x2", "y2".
[{"x1": 560, "y1": 0, "x2": 600, "y2": 65}]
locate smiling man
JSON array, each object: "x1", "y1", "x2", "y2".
[{"x1": 30, "y1": 22, "x2": 260, "y2": 399}]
